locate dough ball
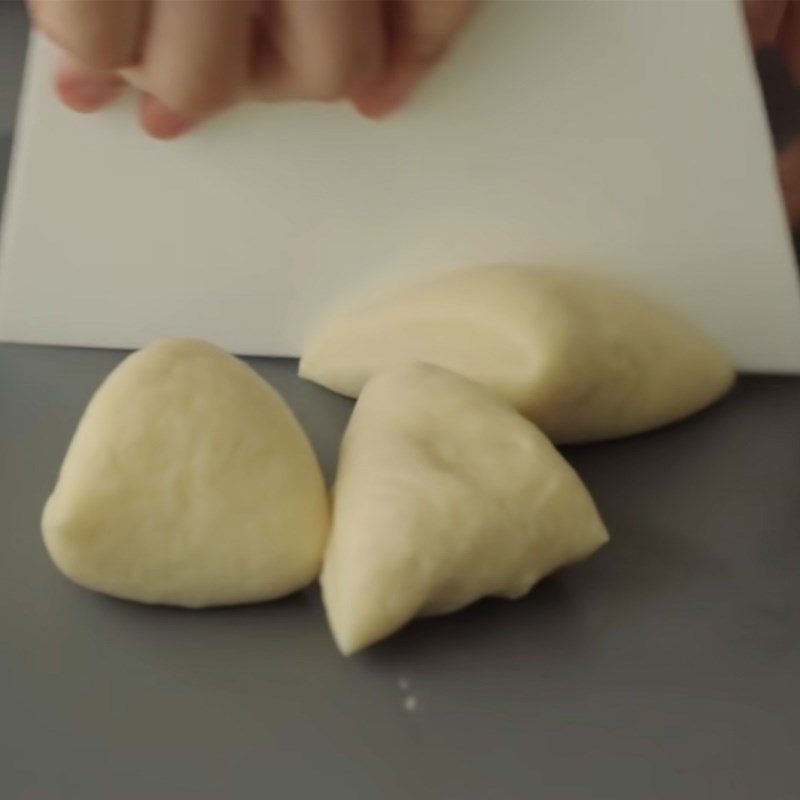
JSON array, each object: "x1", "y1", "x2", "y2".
[
  {"x1": 42, "y1": 339, "x2": 329, "y2": 607},
  {"x1": 321, "y1": 362, "x2": 609, "y2": 655},
  {"x1": 300, "y1": 265, "x2": 735, "y2": 443}
]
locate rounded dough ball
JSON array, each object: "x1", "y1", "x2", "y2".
[
  {"x1": 42, "y1": 339, "x2": 329, "y2": 607},
  {"x1": 321, "y1": 362, "x2": 609, "y2": 655},
  {"x1": 300, "y1": 265, "x2": 735, "y2": 443}
]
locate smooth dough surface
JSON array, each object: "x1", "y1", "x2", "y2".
[
  {"x1": 300, "y1": 265, "x2": 735, "y2": 443},
  {"x1": 42, "y1": 339, "x2": 329, "y2": 607},
  {"x1": 321, "y1": 363, "x2": 609, "y2": 655}
]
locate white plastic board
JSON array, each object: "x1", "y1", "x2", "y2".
[{"x1": 1, "y1": 0, "x2": 799, "y2": 370}]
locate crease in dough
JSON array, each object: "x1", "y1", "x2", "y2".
[{"x1": 300, "y1": 265, "x2": 735, "y2": 443}]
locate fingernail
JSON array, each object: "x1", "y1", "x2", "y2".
[
  {"x1": 139, "y1": 95, "x2": 195, "y2": 140},
  {"x1": 352, "y1": 88, "x2": 407, "y2": 120},
  {"x1": 56, "y1": 76, "x2": 123, "y2": 112}
]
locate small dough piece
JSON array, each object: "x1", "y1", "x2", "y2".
[
  {"x1": 321, "y1": 363, "x2": 609, "y2": 655},
  {"x1": 300, "y1": 265, "x2": 735, "y2": 443},
  {"x1": 42, "y1": 339, "x2": 329, "y2": 607}
]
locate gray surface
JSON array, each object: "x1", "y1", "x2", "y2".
[
  {"x1": 0, "y1": 0, "x2": 28, "y2": 138},
  {"x1": 2, "y1": 11, "x2": 800, "y2": 798},
  {"x1": 2, "y1": 347, "x2": 800, "y2": 800}
]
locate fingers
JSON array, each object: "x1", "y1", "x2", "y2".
[
  {"x1": 54, "y1": 49, "x2": 125, "y2": 112},
  {"x1": 33, "y1": 0, "x2": 478, "y2": 136},
  {"x1": 30, "y1": 0, "x2": 146, "y2": 69},
  {"x1": 32, "y1": 0, "x2": 143, "y2": 117},
  {"x1": 134, "y1": 0, "x2": 253, "y2": 136},
  {"x1": 776, "y1": 0, "x2": 800, "y2": 82},
  {"x1": 350, "y1": 0, "x2": 477, "y2": 118},
  {"x1": 742, "y1": 0, "x2": 800, "y2": 84},
  {"x1": 137, "y1": 94, "x2": 196, "y2": 140},
  {"x1": 252, "y1": 0, "x2": 384, "y2": 102},
  {"x1": 743, "y1": 0, "x2": 787, "y2": 46}
]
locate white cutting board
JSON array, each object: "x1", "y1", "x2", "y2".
[{"x1": 1, "y1": 0, "x2": 800, "y2": 370}]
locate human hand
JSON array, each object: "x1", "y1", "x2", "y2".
[
  {"x1": 743, "y1": 0, "x2": 800, "y2": 226},
  {"x1": 28, "y1": 0, "x2": 477, "y2": 139}
]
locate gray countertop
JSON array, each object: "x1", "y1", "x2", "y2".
[
  {"x1": 2, "y1": 7, "x2": 800, "y2": 798},
  {"x1": 2, "y1": 343, "x2": 800, "y2": 800},
  {"x1": 0, "y1": 1, "x2": 27, "y2": 139}
]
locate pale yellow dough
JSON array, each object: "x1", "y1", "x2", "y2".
[
  {"x1": 321, "y1": 363, "x2": 609, "y2": 655},
  {"x1": 300, "y1": 265, "x2": 735, "y2": 443},
  {"x1": 42, "y1": 339, "x2": 329, "y2": 607}
]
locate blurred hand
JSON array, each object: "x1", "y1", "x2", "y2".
[
  {"x1": 28, "y1": 0, "x2": 477, "y2": 139},
  {"x1": 744, "y1": 0, "x2": 800, "y2": 77},
  {"x1": 744, "y1": 0, "x2": 800, "y2": 226}
]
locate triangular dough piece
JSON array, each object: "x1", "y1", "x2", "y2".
[
  {"x1": 43, "y1": 339, "x2": 329, "y2": 607},
  {"x1": 321, "y1": 363, "x2": 609, "y2": 655},
  {"x1": 301, "y1": 266, "x2": 735, "y2": 443}
]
